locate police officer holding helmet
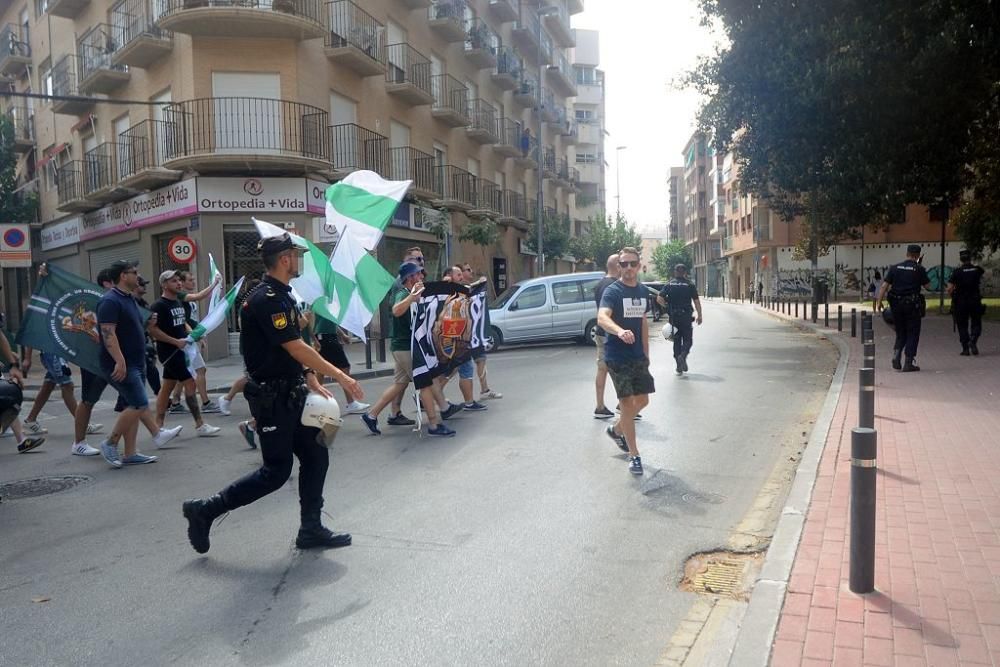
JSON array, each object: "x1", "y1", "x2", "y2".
[
  {"x1": 182, "y1": 233, "x2": 363, "y2": 554},
  {"x1": 947, "y1": 249, "x2": 985, "y2": 356},
  {"x1": 876, "y1": 244, "x2": 931, "y2": 372}
]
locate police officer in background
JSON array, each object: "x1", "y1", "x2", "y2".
[
  {"x1": 876, "y1": 244, "x2": 931, "y2": 372},
  {"x1": 182, "y1": 233, "x2": 363, "y2": 554},
  {"x1": 948, "y1": 249, "x2": 985, "y2": 356},
  {"x1": 657, "y1": 264, "x2": 703, "y2": 375}
]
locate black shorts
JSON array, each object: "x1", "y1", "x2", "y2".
[
  {"x1": 81, "y1": 368, "x2": 109, "y2": 404},
  {"x1": 159, "y1": 349, "x2": 193, "y2": 382},
  {"x1": 318, "y1": 335, "x2": 350, "y2": 370},
  {"x1": 607, "y1": 358, "x2": 655, "y2": 398}
]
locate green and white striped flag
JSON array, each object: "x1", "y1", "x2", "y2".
[
  {"x1": 325, "y1": 170, "x2": 411, "y2": 250},
  {"x1": 207, "y1": 252, "x2": 224, "y2": 313},
  {"x1": 183, "y1": 276, "x2": 245, "y2": 375}
]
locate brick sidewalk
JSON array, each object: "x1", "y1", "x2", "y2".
[{"x1": 765, "y1": 311, "x2": 1000, "y2": 665}]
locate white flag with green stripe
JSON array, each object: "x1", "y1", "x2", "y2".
[
  {"x1": 183, "y1": 276, "x2": 245, "y2": 376},
  {"x1": 325, "y1": 170, "x2": 411, "y2": 250},
  {"x1": 207, "y1": 253, "x2": 224, "y2": 313}
]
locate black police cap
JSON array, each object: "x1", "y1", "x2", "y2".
[
  {"x1": 257, "y1": 233, "x2": 295, "y2": 256},
  {"x1": 906, "y1": 244, "x2": 922, "y2": 254}
]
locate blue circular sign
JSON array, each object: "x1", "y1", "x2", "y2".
[{"x1": 3, "y1": 227, "x2": 25, "y2": 247}]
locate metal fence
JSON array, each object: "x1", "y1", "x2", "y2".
[
  {"x1": 158, "y1": 0, "x2": 324, "y2": 25},
  {"x1": 118, "y1": 119, "x2": 175, "y2": 177},
  {"x1": 389, "y1": 146, "x2": 437, "y2": 197},
  {"x1": 385, "y1": 42, "x2": 432, "y2": 95},
  {"x1": 331, "y1": 122, "x2": 388, "y2": 173},
  {"x1": 326, "y1": 0, "x2": 385, "y2": 64}
]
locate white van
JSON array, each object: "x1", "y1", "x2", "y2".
[{"x1": 487, "y1": 271, "x2": 605, "y2": 349}]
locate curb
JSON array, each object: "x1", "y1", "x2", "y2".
[{"x1": 725, "y1": 305, "x2": 851, "y2": 667}]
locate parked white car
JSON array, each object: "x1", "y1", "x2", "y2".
[{"x1": 487, "y1": 271, "x2": 605, "y2": 349}]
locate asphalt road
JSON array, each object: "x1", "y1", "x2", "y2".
[{"x1": 0, "y1": 302, "x2": 837, "y2": 667}]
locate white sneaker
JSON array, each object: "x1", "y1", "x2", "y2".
[
  {"x1": 196, "y1": 424, "x2": 221, "y2": 437},
  {"x1": 86, "y1": 423, "x2": 103, "y2": 435},
  {"x1": 479, "y1": 390, "x2": 503, "y2": 400},
  {"x1": 71, "y1": 442, "x2": 100, "y2": 456},
  {"x1": 344, "y1": 400, "x2": 371, "y2": 415},
  {"x1": 217, "y1": 396, "x2": 232, "y2": 416},
  {"x1": 23, "y1": 421, "x2": 48, "y2": 435},
  {"x1": 153, "y1": 425, "x2": 183, "y2": 448}
]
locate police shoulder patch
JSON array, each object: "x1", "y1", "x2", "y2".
[{"x1": 272, "y1": 312, "x2": 288, "y2": 329}]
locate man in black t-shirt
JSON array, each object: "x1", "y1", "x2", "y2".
[
  {"x1": 947, "y1": 249, "x2": 986, "y2": 356},
  {"x1": 592, "y1": 253, "x2": 619, "y2": 419},
  {"x1": 147, "y1": 270, "x2": 220, "y2": 437}
]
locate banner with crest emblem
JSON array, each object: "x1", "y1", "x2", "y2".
[
  {"x1": 411, "y1": 280, "x2": 488, "y2": 389},
  {"x1": 15, "y1": 265, "x2": 150, "y2": 378}
]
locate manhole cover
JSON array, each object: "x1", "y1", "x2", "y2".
[
  {"x1": 680, "y1": 550, "x2": 764, "y2": 600},
  {"x1": 682, "y1": 492, "x2": 727, "y2": 505},
  {"x1": 0, "y1": 475, "x2": 93, "y2": 500}
]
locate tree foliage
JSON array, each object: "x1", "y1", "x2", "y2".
[
  {"x1": 650, "y1": 240, "x2": 692, "y2": 280},
  {"x1": 0, "y1": 115, "x2": 37, "y2": 226},
  {"x1": 567, "y1": 212, "x2": 642, "y2": 267},
  {"x1": 692, "y1": 0, "x2": 999, "y2": 252},
  {"x1": 525, "y1": 212, "x2": 571, "y2": 267},
  {"x1": 458, "y1": 218, "x2": 500, "y2": 248}
]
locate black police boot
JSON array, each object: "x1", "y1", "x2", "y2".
[
  {"x1": 296, "y1": 512, "x2": 352, "y2": 550},
  {"x1": 902, "y1": 358, "x2": 920, "y2": 372},
  {"x1": 182, "y1": 494, "x2": 227, "y2": 554},
  {"x1": 891, "y1": 349, "x2": 902, "y2": 370},
  {"x1": 681, "y1": 353, "x2": 689, "y2": 373},
  {"x1": 675, "y1": 355, "x2": 683, "y2": 375},
  {"x1": 961, "y1": 345, "x2": 971, "y2": 356},
  {"x1": 970, "y1": 339, "x2": 979, "y2": 356}
]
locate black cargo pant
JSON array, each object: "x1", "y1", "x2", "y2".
[
  {"x1": 953, "y1": 299, "x2": 983, "y2": 347},
  {"x1": 220, "y1": 382, "x2": 326, "y2": 517},
  {"x1": 671, "y1": 311, "x2": 694, "y2": 359},
  {"x1": 890, "y1": 296, "x2": 922, "y2": 360}
]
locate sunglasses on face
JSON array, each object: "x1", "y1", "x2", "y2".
[
  {"x1": 122, "y1": 269, "x2": 138, "y2": 275},
  {"x1": 619, "y1": 261, "x2": 639, "y2": 268},
  {"x1": 408, "y1": 256, "x2": 425, "y2": 264}
]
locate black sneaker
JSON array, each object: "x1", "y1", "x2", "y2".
[
  {"x1": 593, "y1": 406, "x2": 614, "y2": 419},
  {"x1": 605, "y1": 425, "x2": 629, "y2": 453},
  {"x1": 902, "y1": 360, "x2": 920, "y2": 372},
  {"x1": 463, "y1": 401, "x2": 488, "y2": 412},
  {"x1": 629, "y1": 456, "x2": 644, "y2": 475},
  {"x1": 361, "y1": 413, "x2": 381, "y2": 435},
  {"x1": 675, "y1": 357, "x2": 683, "y2": 375},
  {"x1": 961, "y1": 346, "x2": 971, "y2": 356},
  {"x1": 387, "y1": 413, "x2": 416, "y2": 426},
  {"x1": 680, "y1": 355, "x2": 689, "y2": 372},
  {"x1": 441, "y1": 403, "x2": 464, "y2": 420},
  {"x1": 891, "y1": 353, "x2": 902, "y2": 370},
  {"x1": 970, "y1": 342, "x2": 979, "y2": 356}
]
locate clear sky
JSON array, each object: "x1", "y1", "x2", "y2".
[{"x1": 571, "y1": 1, "x2": 718, "y2": 232}]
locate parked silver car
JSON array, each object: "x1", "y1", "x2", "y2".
[{"x1": 487, "y1": 271, "x2": 605, "y2": 349}]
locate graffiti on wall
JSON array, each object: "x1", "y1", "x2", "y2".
[{"x1": 776, "y1": 262, "x2": 999, "y2": 297}]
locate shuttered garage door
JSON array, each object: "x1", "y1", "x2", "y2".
[{"x1": 88, "y1": 243, "x2": 141, "y2": 281}]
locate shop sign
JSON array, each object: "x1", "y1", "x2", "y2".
[
  {"x1": 81, "y1": 179, "x2": 198, "y2": 242},
  {"x1": 198, "y1": 177, "x2": 307, "y2": 213},
  {"x1": 307, "y1": 179, "x2": 330, "y2": 215},
  {"x1": 314, "y1": 216, "x2": 340, "y2": 244},
  {"x1": 40, "y1": 217, "x2": 81, "y2": 251},
  {"x1": 0, "y1": 224, "x2": 31, "y2": 266}
]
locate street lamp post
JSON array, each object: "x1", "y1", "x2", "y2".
[
  {"x1": 615, "y1": 144, "x2": 627, "y2": 218},
  {"x1": 535, "y1": 6, "x2": 558, "y2": 276}
]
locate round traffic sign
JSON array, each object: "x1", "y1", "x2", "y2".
[
  {"x1": 168, "y1": 236, "x2": 197, "y2": 264},
  {"x1": 3, "y1": 227, "x2": 26, "y2": 247}
]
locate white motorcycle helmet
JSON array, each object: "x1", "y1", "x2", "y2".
[{"x1": 301, "y1": 392, "x2": 344, "y2": 448}]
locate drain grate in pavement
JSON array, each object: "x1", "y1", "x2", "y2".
[
  {"x1": 682, "y1": 491, "x2": 727, "y2": 505},
  {"x1": 680, "y1": 550, "x2": 763, "y2": 600},
  {"x1": 0, "y1": 475, "x2": 93, "y2": 501}
]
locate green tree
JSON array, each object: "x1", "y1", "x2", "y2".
[
  {"x1": 650, "y1": 240, "x2": 692, "y2": 280},
  {"x1": 568, "y1": 212, "x2": 642, "y2": 267},
  {"x1": 691, "y1": 0, "x2": 997, "y2": 252},
  {"x1": 458, "y1": 218, "x2": 501, "y2": 274},
  {"x1": 525, "y1": 212, "x2": 571, "y2": 271},
  {"x1": 0, "y1": 115, "x2": 37, "y2": 227}
]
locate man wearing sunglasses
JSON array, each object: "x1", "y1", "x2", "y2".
[{"x1": 597, "y1": 247, "x2": 654, "y2": 476}]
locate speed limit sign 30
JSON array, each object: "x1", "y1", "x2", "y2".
[{"x1": 168, "y1": 236, "x2": 197, "y2": 264}]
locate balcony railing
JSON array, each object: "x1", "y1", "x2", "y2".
[
  {"x1": 78, "y1": 24, "x2": 130, "y2": 94},
  {"x1": 111, "y1": 0, "x2": 173, "y2": 68},
  {"x1": 427, "y1": 0, "x2": 469, "y2": 42},
  {"x1": 435, "y1": 165, "x2": 476, "y2": 209},
  {"x1": 487, "y1": 0, "x2": 517, "y2": 23},
  {"x1": 57, "y1": 163, "x2": 88, "y2": 211},
  {"x1": 513, "y1": 133, "x2": 538, "y2": 169},
  {"x1": 466, "y1": 98, "x2": 498, "y2": 144},
  {"x1": 540, "y1": 88, "x2": 558, "y2": 122},
  {"x1": 82, "y1": 142, "x2": 118, "y2": 198},
  {"x1": 117, "y1": 119, "x2": 182, "y2": 188},
  {"x1": 542, "y1": 145, "x2": 556, "y2": 177},
  {"x1": 541, "y1": 3, "x2": 573, "y2": 47},
  {"x1": 500, "y1": 189, "x2": 526, "y2": 222},
  {"x1": 52, "y1": 55, "x2": 92, "y2": 115},
  {"x1": 384, "y1": 43, "x2": 434, "y2": 105},
  {"x1": 0, "y1": 24, "x2": 31, "y2": 76},
  {"x1": 330, "y1": 122, "x2": 388, "y2": 174},
  {"x1": 512, "y1": 70, "x2": 537, "y2": 107},
  {"x1": 470, "y1": 178, "x2": 500, "y2": 216},
  {"x1": 568, "y1": 166, "x2": 581, "y2": 191},
  {"x1": 389, "y1": 146, "x2": 439, "y2": 199},
  {"x1": 546, "y1": 49, "x2": 577, "y2": 96},
  {"x1": 463, "y1": 18, "x2": 499, "y2": 68},
  {"x1": 6, "y1": 107, "x2": 34, "y2": 153},
  {"x1": 430, "y1": 74, "x2": 470, "y2": 127},
  {"x1": 491, "y1": 45, "x2": 522, "y2": 90},
  {"x1": 512, "y1": 13, "x2": 539, "y2": 57},
  {"x1": 325, "y1": 0, "x2": 386, "y2": 76},
  {"x1": 157, "y1": 0, "x2": 326, "y2": 39},
  {"x1": 493, "y1": 117, "x2": 522, "y2": 157},
  {"x1": 164, "y1": 97, "x2": 331, "y2": 172}
]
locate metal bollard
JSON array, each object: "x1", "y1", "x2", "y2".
[
  {"x1": 863, "y1": 341, "x2": 875, "y2": 371},
  {"x1": 803, "y1": 300, "x2": 808, "y2": 321},
  {"x1": 824, "y1": 302, "x2": 829, "y2": 327},
  {"x1": 812, "y1": 301, "x2": 818, "y2": 323},
  {"x1": 859, "y1": 367, "x2": 875, "y2": 429},
  {"x1": 794, "y1": 301, "x2": 799, "y2": 318},
  {"x1": 838, "y1": 305, "x2": 843, "y2": 332},
  {"x1": 850, "y1": 427, "x2": 877, "y2": 594},
  {"x1": 377, "y1": 335, "x2": 387, "y2": 363},
  {"x1": 851, "y1": 308, "x2": 857, "y2": 337},
  {"x1": 364, "y1": 336, "x2": 373, "y2": 370}
]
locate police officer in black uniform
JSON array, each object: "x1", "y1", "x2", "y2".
[
  {"x1": 947, "y1": 249, "x2": 985, "y2": 356},
  {"x1": 657, "y1": 264, "x2": 703, "y2": 375},
  {"x1": 182, "y1": 234, "x2": 363, "y2": 554},
  {"x1": 876, "y1": 244, "x2": 931, "y2": 372}
]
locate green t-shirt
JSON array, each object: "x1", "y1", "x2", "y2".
[
  {"x1": 312, "y1": 314, "x2": 340, "y2": 336},
  {"x1": 389, "y1": 287, "x2": 412, "y2": 352}
]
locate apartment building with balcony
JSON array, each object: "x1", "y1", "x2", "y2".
[
  {"x1": 667, "y1": 166, "x2": 682, "y2": 241},
  {"x1": 568, "y1": 27, "x2": 604, "y2": 240},
  {"x1": 0, "y1": 0, "x2": 587, "y2": 347},
  {"x1": 680, "y1": 131, "x2": 719, "y2": 293}
]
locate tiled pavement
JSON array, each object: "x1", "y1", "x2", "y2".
[{"x1": 758, "y1": 306, "x2": 1000, "y2": 666}]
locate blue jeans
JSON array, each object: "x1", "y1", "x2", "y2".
[
  {"x1": 458, "y1": 358, "x2": 474, "y2": 380},
  {"x1": 107, "y1": 366, "x2": 149, "y2": 410},
  {"x1": 41, "y1": 352, "x2": 73, "y2": 386}
]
